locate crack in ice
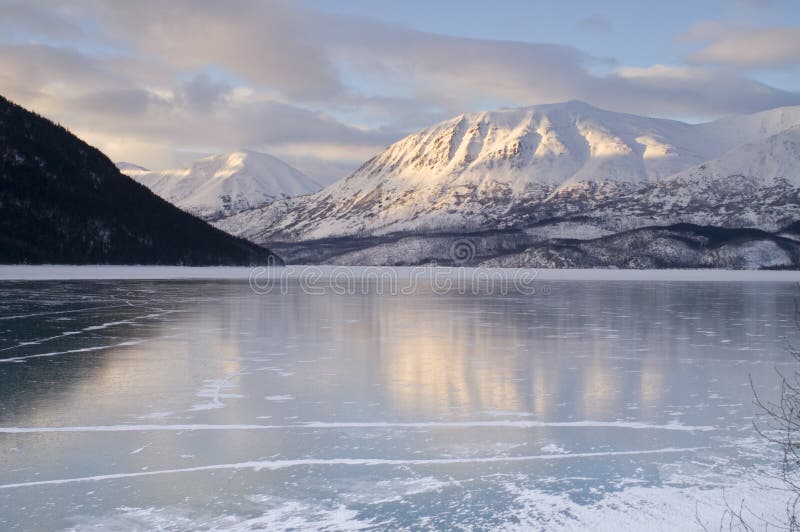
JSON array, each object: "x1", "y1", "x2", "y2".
[
  {"x1": 0, "y1": 447, "x2": 708, "y2": 490},
  {"x1": 0, "y1": 420, "x2": 715, "y2": 433}
]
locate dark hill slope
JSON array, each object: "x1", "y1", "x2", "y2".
[{"x1": 0, "y1": 95, "x2": 281, "y2": 265}]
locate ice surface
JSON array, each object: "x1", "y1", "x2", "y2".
[{"x1": 0, "y1": 277, "x2": 797, "y2": 530}]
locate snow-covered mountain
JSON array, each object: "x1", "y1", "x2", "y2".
[
  {"x1": 669, "y1": 125, "x2": 800, "y2": 186},
  {"x1": 347, "y1": 100, "x2": 715, "y2": 187},
  {"x1": 119, "y1": 150, "x2": 321, "y2": 220},
  {"x1": 213, "y1": 102, "x2": 800, "y2": 268}
]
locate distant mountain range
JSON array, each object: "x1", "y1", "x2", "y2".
[
  {"x1": 0, "y1": 95, "x2": 280, "y2": 266},
  {"x1": 214, "y1": 101, "x2": 800, "y2": 268},
  {"x1": 4, "y1": 93, "x2": 799, "y2": 269},
  {"x1": 118, "y1": 150, "x2": 321, "y2": 221}
]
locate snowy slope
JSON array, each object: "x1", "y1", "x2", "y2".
[
  {"x1": 214, "y1": 102, "x2": 800, "y2": 250},
  {"x1": 347, "y1": 100, "x2": 713, "y2": 189},
  {"x1": 306, "y1": 100, "x2": 800, "y2": 200},
  {"x1": 120, "y1": 150, "x2": 321, "y2": 220},
  {"x1": 696, "y1": 106, "x2": 800, "y2": 152},
  {"x1": 669, "y1": 126, "x2": 800, "y2": 186}
]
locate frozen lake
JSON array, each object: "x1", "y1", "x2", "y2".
[{"x1": 0, "y1": 269, "x2": 798, "y2": 530}]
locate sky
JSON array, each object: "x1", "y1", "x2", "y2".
[{"x1": 0, "y1": 0, "x2": 799, "y2": 183}]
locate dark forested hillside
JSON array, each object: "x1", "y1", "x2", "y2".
[{"x1": 0, "y1": 95, "x2": 281, "y2": 265}]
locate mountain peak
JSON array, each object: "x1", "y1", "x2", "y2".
[
  {"x1": 356, "y1": 100, "x2": 706, "y2": 191},
  {"x1": 534, "y1": 99, "x2": 599, "y2": 111},
  {"x1": 192, "y1": 149, "x2": 302, "y2": 174},
  {"x1": 121, "y1": 149, "x2": 322, "y2": 220},
  {"x1": 352, "y1": 100, "x2": 800, "y2": 195}
]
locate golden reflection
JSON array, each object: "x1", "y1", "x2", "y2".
[
  {"x1": 639, "y1": 352, "x2": 664, "y2": 416},
  {"x1": 530, "y1": 358, "x2": 553, "y2": 418},
  {"x1": 311, "y1": 290, "x2": 671, "y2": 420},
  {"x1": 343, "y1": 294, "x2": 528, "y2": 417},
  {"x1": 383, "y1": 337, "x2": 524, "y2": 416},
  {"x1": 580, "y1": 353, "x2": 621, "y2": 419}
]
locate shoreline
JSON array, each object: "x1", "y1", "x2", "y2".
[{"x1": 1, "y1": 265, "x2": 800, "y2": 282}]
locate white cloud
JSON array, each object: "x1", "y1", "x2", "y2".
[{"x1": 685, "y1": 25, "x2": 800, "y2": 68}]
